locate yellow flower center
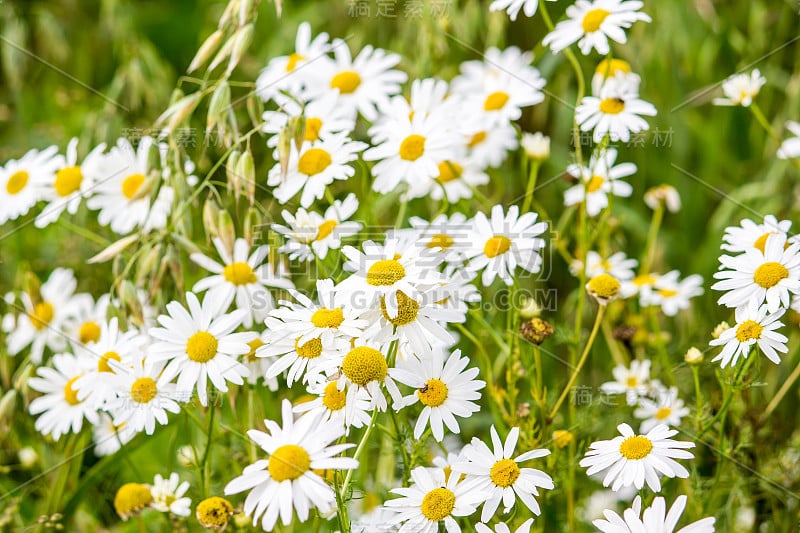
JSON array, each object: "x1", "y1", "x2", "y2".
[
  {"x1": 79, "y1": 321, "x2": 101, "y2": 344},
  {"x1": 114, "y1": 483, "x2": 153, "y2": 520},
  {"x1": 489, "y1": 458, "x2": 521, "y2": 488},
  {"x1": 330, "y1": 70, "x2": 362, "y2": 94},
  {"x1": 311, "y1": 307, "x2": 345, "y2": 328},
  {"x1": 121, "y1": 173, "x2": 145, "y2": 200},
  {"x1": 633, "y1": 274, "x2": 656, "y2": 286},
  {"x1": 54, "y1": 166, "x2": 84, "y2": 197},
  {"x1": 468, "y1": 131, "x2": 487, "y2": 148},
  {"x1": 625, "y1": 376, "x2": 638, "y2": 387},
  {"x1": 582, "y1": 8, "x2": 611, "y2": 32},
  {"x1": 245, "y1": 338, "x2": 264, "y2": 361},
  {"x1": 304, "y1": 117, "x2": 323, "y2": 142},
  {"x1": 436, "y1": 161, "x2": 463, "y2": 183},
  {"x1": 98, "y1": 351, "x2": 121, "y2": 373},
  {"x1": 186, "y1": 331, "x2": 219, "y2": 363},
  {"x1": 420, "y1": 487, "x2": 456, "y2": 522},
  {"x1": 658, "y1": 288, "x2": 678, "y2": 298},
  {"x1": 316, "y1": 219, "x2": 338, "y2": 241},
  {"x1": 295, "y1": 337, "x2": 323, "y2": 359},
  {"x1": 286, "y1": 53, "x2": 305, "y2": 72},
  {"x1": 753, "y1": 261, "x2": 788, "y2": 288},
  {"x1": 366, "y1": 259, "x2": 406, "y2": 286},
  {"x1": 619, "y1": 435, "x2": 653, "y2": 460},
  {"x1": 735, "y1": 320, "x2": 763, "y2": 342},
  {"x1": 196, "y1": 497, "x2": 234, "y2": 529},
  {"x1": 130, "y1": 377, "x2": 158, "y2": 403},
  {"x1": 417, "y1": 378, "x2": 448, "y2": 407},
  {"x1": 269, "y1": 444, "x2": 311, "y2": 482},
  {"x1": 595, "y1": 58, "x2": 632, "y2": 76},
  {"x1": 322, "y1": 381, "x2": 347, "y2": 411},
  {"x1": 599, "y1": 97, "x2": 626, "y2": 114},
  {"x1": 342, "y1": 346, "x2": 388, "y2": 386},
  {"x1": 427, "y1": 233, "x2": 454, "y2": 250},
  {"x1": 380, "y1": 291, "x2": 420, "y2": 326},
  {"x1": 753, "y1": 232, "x2": 774, "y2": 253},
  {"x1": 399, "y1": 134, "x2": 426, "y2": 161},
  {"x1": 63, "y1": 376, "x2": 81, "y2": 406},
  {"x1": 586, "y1": 175, "x2": 605, "y2": 193},
  {"x1": 6, "y1": 170, "x2": 29, "y2": 195},
  {"x1": 588, "y1": 273, "x2": 621, "y2": 299},
  {"x1": 484, "y1": 236, "x2": 511, "y2": 258},
  {"x1": 483, "y1": 91, "x2": 510, "y2": 111},
  {"x1": 30, "y1": 301, "x2": 55, "y2": 330},
  {"x1": 223, "y1": 261, "x2": 257, "y2": 286},
  {"x1": 654, "y1": 407, "x2": 672, "y2": 420},
  {"x1": 297, "y1": 148, "x2": 332, "y2": 176}
]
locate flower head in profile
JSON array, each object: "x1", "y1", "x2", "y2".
[
  {"x1": 150, "y1": 472, "x2": 191, "y2": 517},
  {"x1": 778, "y1": 121, "x2": 800, "y2": 160},
  {"x1": 594, "y1": 495, "x2": 715, "y2": 532},
  {"x1": 713, "y1": 69, "x2": 766, "y2": 107},
  {"x1": 634, "y1": 386, "x2": 690, "y2": 433}
]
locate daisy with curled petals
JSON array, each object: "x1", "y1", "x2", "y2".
[
  {"x1": 594, "y1": 495, "x2": 715, "y2": 533},
  {"x1": 576, "y1": 74, "x2": 657, "y2": 142},
  {"x1": 490, "y1": 0, "x2": 555, "y2": 20},
  {"x1": 190, "y1": 237, "x2": 294, "y2": 328},
  {"x1": 778, "y1": 121, "x2": 800, "y2": 160},
  {"x1": 0, "y1": 145, "x2": 59, "y2": 225},
  {"x1": 310, "y1": 39, "x2": 407, "y2": 121},
  {"x1": 564, "y1": 148, "x2": 635, "y2": 216},
  {"x1": 641, "y1": 270, "x2": 704, "y2": 317},
  {"x1": 86, "y1": 136, "x2": 174, "y2": 235},
  {"x1": 453, "y1": 425, "x2": 554, "y2": 522},
  {"x1": 272, "y1": 193, "x2": 362, "y2": 262},
  {"x1": 35, "y1": 138, "x2": 106, "y2": 228},
  {"x1": 577, "y1": 250, "x2": 638, "y2": 281},
  {"x1": 267, "y1": 132, "x2": 367, "y2": 208},
  {"x1": 476, "y1": 519, "x2": 535, "y2": 533},
  {"x1": 721, "y1": 215, "x2": 794, "y2": 254},
  {"x1": 255, "y1": 22, "x2": 331, "y2": 102},
  {"x1": 713, "y1": 69, "x2": 765, "y2": 107},
  {"x1": 150, "y1": 472, "x2": 192, "y2": 517},
  {"x1": 28, "y1": 353, "x2": 99, "y2": 441},
  {"x1": 224, "y1": 399, "x2": 359, "y2": 532},
  {"x1": 709, "y1": 301, "x2": 787, "y2": 368},
  {"x1": 712, "y1": 232, "x2": 800, "y2": 313},
  {"x1": 634, "y1": 387, "x2": 690, "y2": 433},
  {"x1": 579, "y1": 423, "x2": 695, "y2": 492},
  {"x1": 542, "y1": 0, "x2": 651, "y2": 55},
  {"x1": 392, "y1": 349, "x2": 485, "y2": 441},
  {"x1": 338, "y1": 341, "x2": 404, "y2": 412},
  {"x1": 106, "y1": 357, "x2": 180, "y2": 435},
  {"x1": 465, "y1": 205, "x2": 548, "y2": 286},
  {"x1": 92, "y1": 413, "x2": 136, "y2": 457},
  {"x1": 148, "y1": 292, "x2": 255, "y2": 406},
  {"x1": 385, "y1": 466, "x2": 485, "y2": 533},
  {"x1": 591, "y1": 58, "x2": 640, "y2": 95},
  {"x1": 600, "y1": 359, "x2": 656, "y2": 406},
  {"x1": 262, "y1": 91, "x2": 355, "y2": 148},
  {"x1": 293, "y1": 375, "x2": 372, "y2": 434},
  {"x1": 241, "y1": 331, "x2": 280, "y2": 390}
]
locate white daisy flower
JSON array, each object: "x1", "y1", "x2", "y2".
[
  {"x1": 239, "y1": 332, "x2": 279, "y2": 390},
  {"x1": 224, "y1": 399, "x2": 359, "y2": 531},
  {"x1": 92, "y1": 413, "x2": 136, "y2": 456},
  {"x1": 575, "y1": 250, "x2": 638, "y2": 281},
  {"x1": 409, "y1": 213, "x2": 474, "y2": 270},
  {"x1": 255, "y1": 22, "x2": 332, "y2": 102},
  {"x1": 338, "y1": 341, "x2": 404, "y2": 412},
  {"x1": 542, "y1": 0, "x2": 651, "y2": 55},
  {"x1": 263, "y1": 90, "x2": 355, "y2": 148},
  {"x1": 591, "y1": 58, "x2": 640, "y2": 95},
  {"x1": 392, "y1": 349, "x2": 485, "y2": 442},
  {"x1": 634, "y1": 387, "x2": 691, "y2": 434},
  {"x1": 370, "y1": 78, "x2": 457, "y2": 144},
  {"x1": 564, "y1": 148, "x2": 635, "y2": 216},
  {"x1": 65, "y1": 294, "x2": 110, "y2": 349},
  {"x1": 709, "y1": 302, "x2": 787, "y2": 368},
  {"x1": 594, "y1": 495, "x2": 715, "y2": 533},
  {"x1": 579, "y1": 423, "x2": 695, "y2": 492},
  {"x1": 190, "y1": 237, "x2": 294, "y2": 328},
  {"x1": 620, "y1": 272, "x2": 659, "y2": 300},
  {"x1": 293, "y1": 375, "x2": 373, "y2": 434},
  {"x1": 465, "y1": 205, "x2": 548, "y2": 286},
  {"x1": 476, "y1": 519, "x2": 535, "y2": 533},
  {"x1": 713, "y1": 69, "x2": 766, "y2": 107},
  {"x1": 712, "y1": 232, "x2": 800, "y2": 313},
  {"x1": 452, "y1": 47, "x2": 540, "y2": 95},
  {"x1": 0, "y1": 145, "x2": 59, "y2": 225},
  {"x1": 385, "y1": 465, "x2": 485, "y2": 533},
  {"x1": 778, "y1": 121, "x2": 800, "y2": 160},
  {"x1": 86, "y1": 136, "x2": 174, "y2": 235},
  {"x1": 430, "y1": 156, "x2": 490, "y2": 203},
  {"x1": 34, "y1": 138, "x2": 106, "y2": 228},
  {"x1": 28, "y1": 353, "x2": 99, "y2": 441},
  {"x1": 641, "y1": 270, "x2": 704, "y2": 316},
  {"x1": 453, "y1": 425, "x2": 554, "y2": 522},
  {"x1": 643, "y1": 184, "x2": 681, "y2": 213},
  {"x1": 576, "y1": 74, "x2": 657, "y2": 142},
  {"x1": 489, "y1": 0, "x2": 554, "y2": 20},
  {"x1": 4, "y1": 268, "x2": 84, "y2": 363},
  {"x1": 600, "y1": 359, "x2": 655, "y2": 406},
  {"x1": 267, "y1": 132, "x2": 366, "y2": 208},
  {"x1": 721, "y1": 215, "x2": 794, "y2": 254},
  {"x1": 272, "y1": 193, "x2": 362, "y2": 262},
  {"x1": 106, "y1": 356, "x2": 181, "y2": 435},
  {"x1": 150, "y1": 472, "x2": 192, "y2": 517},
  {"x1": 148, "y1": 292, "x2": 254, "y2": 406},
  {"x1": 462, "y1": 70, "x2": 545, "y2": 128},
  {"x1": 309, "y1": 40, "x2": 407, "y2": 120},
  {"x1": 464, "y1": 121, "x2": 519, "y2": 169}
]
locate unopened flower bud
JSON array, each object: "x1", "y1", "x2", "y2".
[
  {"x1": 521, "y1": 132, "x2": 550, "y2": 160},
  {"x1": 685, "y1": 347, "x2": 703, "y2": 365},
  {"x1": 520, "y1": 317, "x2": 554, "y2": 345},
  {"x1": 712, "y1": 321, "x2": 730, "y2": 339}
]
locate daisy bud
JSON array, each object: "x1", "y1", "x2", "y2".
[
  {"x1": 188, "y1": 29, "x2": 224, "y2": 73},
  {"x1": 17, "y1": 447, "x2": 38, "y2": 469},
  {"x1": 114, "y1": 483, "x2": 153, "y2": 521},
  {"x1": 521, "y1": 132, "x2": 550, "y2": 160},
  {"x1": 520, "y1": 317, "x2": 554, "y2": 345},
  {"x1": 685, "y1": 347, "x2": 703, "y2": 365},
  {"x1": 177, "y1": 445, "x2": 198, "y2": 467},
  {"x1": 519, "y1": 297, "x2": 542, "y2": 319},
  {"x1": 586, "y1": 273, "x2": 621, "y2": 305},
  {"x1": 712, "y1": 321, "x2": 730, "y2": 339},
  {"x1": 553, "y1": 429, "x2": 574, "y2": 449},
  {"x1": 227, "y1": 23, "x2": 254, "y2": 75},
  {"x1": 644, "y1": 185, "x2": 681, "y2": 213},
  {"x1": 196, "y1": 496, "x2": 234, "y2": 530}
]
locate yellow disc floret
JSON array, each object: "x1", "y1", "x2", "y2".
[
  {"x1": 114, "y1": 483, "x2": 153, "y2": 520},
  {"x1": 121, "y1": 173, "x2": 145, "y2": 200},
  {"x1": 399, "y1": 134, "x2": 426, "y2": 161},
  {"x1": 366, "y1": 259, "x2": 405, "y2": 286},
  {"x1": 30, "y1": 301, "x2": 54, "y2": 330},
  {"x1": 619, "y1": 435, "x2": 653, "y2": 460},
  {"x1": 587, "y1": 273, "x2": 621, "y2": 300},
  {"x1": 330, "y1": 70, "x2": 361, "y2": 94},
  {"x1": 489, "y1": 458, "x2": 520, "y2": 488},
  {"x1": 130, "y1": 377, "x2": 158, "y2": 404},
  {"x1": 753, "y1": 262, "x2": 788, "y2": 288},
  {"x1": 297, "y1": 148, "x2": 332, "y2": 176},
  {"x1": 311, "y1": 307, "x2": 345, "y2": 328},
  {"x1": 196, "y1": 496, "x2": 235, "y2": 530},
  {"x1": 322, "y1": 381, "x2": 347, "y2": 411},
  {"x1": 582, "y1": 8, "x2": 611, "y2": 32},
  {"x1": 223, "y1": 262, "x2": 257, "y2": 285},
  {"x1": 268, "y1": 444, "x2": 311, "y2": 482},
  {"x1": 98, "y1": 351, "x2": 121, "y2": 373},
  {"x1": 295, "y1": 337, "x2": 323, "y2": 359},
  {"x1": 186, "y1": 331, "x2": 219, "y2": 363},
  {"x1": 417, "y1": 379, "x2": 448, "y2": 407},
  {"x1": 484, "y1": 236, "x2": 511, "y2": 258},
  {"x1": 735, "y1": 320, "x2": 763, "y2": 342},
  {"x1": 63, "y1": 376, "x2": 81, "y2": 406},
  {"x1": 342, "y1": 346, "x2": 388, "y2": 386},
  {"x1": 420, "y1": 487, "x2": 456, "y2": 521},
  {"x1": 380, "y1": 291, "x2": 420, "y2": 326},
  {"x1": 79, "y1": 321, "x2": 102, "y2": 344},
  {"x1": 6, "y1": 170, "x2": 29, "y2": 195}
]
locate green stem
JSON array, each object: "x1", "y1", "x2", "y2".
[
  {"x1": 200, "y1": 403, "x2": 216, "y2": 497},
  {"x1": 692, "y1": 365, "x2": 703, "y2": 431},
  {"x1": 521, "y1": 160, "x2": 541, "y2": 214},
  {"x1": 340, "y1": 408, "x2": 379, "y2": 499},
  {"x1": 640, "y1": 204, "x2": 664, "y2": 275}
]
